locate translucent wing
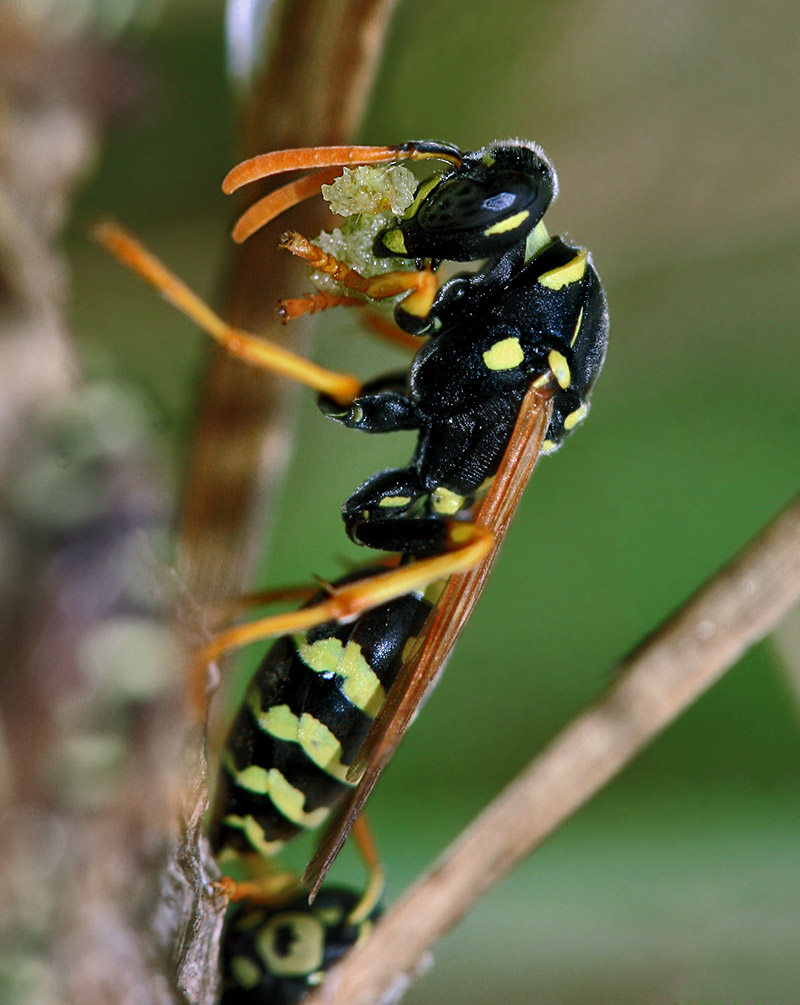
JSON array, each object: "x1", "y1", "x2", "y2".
[{"x1": 303, "y1": 384, "x2": 554, "y2": 897}]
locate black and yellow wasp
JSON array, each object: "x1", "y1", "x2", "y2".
[{"x1": 98, "y1": 137, "x2": 608, "y2": 1001}]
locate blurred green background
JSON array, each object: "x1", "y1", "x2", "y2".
[{"x1": 67, "y1": 1, "x2": 800, "y2": 1001}]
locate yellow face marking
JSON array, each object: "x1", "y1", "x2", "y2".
[
  {"x1": 540, "y1": 439, "x2": 559, "y2": 455},
  {"x1": 404, "y1": 174, "x2": 441, "y2": 219},
  {"x1": 563, "y1": 403, "x2": 589, "y2": 431},
  {"x1": 379, "y1": 495, "x2": 412, "y2": 508},
  {"x1": 431, "y1": 486, "x2": 465, "y2": 515},
  {"x1": 538, "y1": 250, "x2": 588, "y2": 290},
  {"x1": 297, "y1": 713, "x2": 354, "y2": 784},
  {"x1": 547, "y1": 349, "x2": 571, "y2": 389},
  {"x1": 381, "y1": 228, "x2": 407, "y2": 254},
  {"x1": 483, "y1": 209, "x2": 530, "y2": 236},
  {"x1": 231, "y1": 954, "x2": 262, "y2": 990},
  {"x1": 483, "y1": 336, "x2": 524, "y2": 371},
  {"x1": 297, "y1": 637, "x2": 385, "y2": 719},
  {"x1": 257, "y1": 914, "x2": 325, "y2": 978},
  {"x1": 222, "y1": 814, "x2": 285, "y2": 857},
  {"x1": 569, "y1": 306, "x2": 584, "y2": 348}
]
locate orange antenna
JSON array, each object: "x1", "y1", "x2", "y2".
[
  {"x1": 222, "y1": 145, "x2": 405, "y2": 194},
  {"x1": 231, "y1": 167, "x2": 342, "y2": 243}
]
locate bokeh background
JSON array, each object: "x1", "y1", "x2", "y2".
[{"x1": 52, "y1": 0, "x2": 800, "y2": 1000}]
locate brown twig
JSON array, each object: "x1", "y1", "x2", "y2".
[
  {"x1": 178, "y1": 0, "x2": 400, "y2": 602},
  {"x1": 306, "y1": 490, "x2": 800, "y2": 1005}
]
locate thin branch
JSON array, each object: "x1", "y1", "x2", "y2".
[
  {"x1": 178, "y1": 0, "x2": 400, "y2": 602},
  {"x1": 307, "y1": 490, "x2": 800, "y2": 1005}
]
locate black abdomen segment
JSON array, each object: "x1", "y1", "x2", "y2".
[{"x1": 210, "y1": 575, "x2": 433, "y2": 861}]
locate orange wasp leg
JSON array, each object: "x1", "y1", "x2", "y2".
[
  {"x1": 346, "y1": 815, "x2": 385, "y2": 924},
  {"x1": 194, "y1": 522, "x2": 494, "y2": 676},
  {"x1": 93, "y1": 221, "x2": 362, "y2": 406},
  {"x1": 303, "y1": 384, "x2": 556, "y2": 897},
  {"x1": 217, "y1": 868, "x2": 300, "y2": 907},
  {"x1": 215, "y1": 813, "x2": 382, "y2": 916},
  {"x1": 278, "y1": 230, "x2": 439, "y2": 322}
]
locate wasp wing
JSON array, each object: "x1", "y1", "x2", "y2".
[{"x1": 303, "y1": 384, "x2": 554, "y2": 897}]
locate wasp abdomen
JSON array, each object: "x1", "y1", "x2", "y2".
[{"x1": 211, "y1": 573, "x2": 434, "y2": 862}]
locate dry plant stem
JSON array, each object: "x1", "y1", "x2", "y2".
[
  {"x1": 307, "y1": 490, "x2": 800, "y2": 1005},
  {"x1": 179, "y1": 0, "x2": 399, "y2": 602}
]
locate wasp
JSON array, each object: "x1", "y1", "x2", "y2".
[
  {"x1": 97, "y1": 137, "x2": 608, "y2": 999},
  {"x1": 219, "y1": 882, "x2": 381, "y2": 1005}
]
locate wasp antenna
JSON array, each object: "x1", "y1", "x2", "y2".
[
  {"x1": 231, "y1": 167, "x2": 343, "y2": 242},
  {"x1": 222, "y1": 144, "x2": 403, "y2": 194}
]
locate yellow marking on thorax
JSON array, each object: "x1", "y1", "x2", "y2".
[
  {"x1": 483, "y1": 336, "x2": 524, "y2": 371},
  {"x1": 297, "y1": 636, "x2": 385, "y2": 719},
  {"x1": 379, "y1": 494, "x2": 412, "y2": 508},
  {"x1": 431, "y1": 486, "x2": 465, "y2": 515},
  {"x1": 483, "y1": 209, "x2": 530, "y2": 236},
  {"x1": 547, "y1": 349, "x2": 571, "y2": 389},
  {"x1": 538, "y1": 250, "x2": 587, "y2": 289},
  {"x1": 540, "y1": 439, "x2": 559, "y2": 455},
  {"x1": 564, "y1": 403, "x2": 589, "y2": 431},
  {"x1": 569, "y1": 306, "x2": 584, "y2": 347}
]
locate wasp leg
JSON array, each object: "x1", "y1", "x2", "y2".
[
  {"x1": 279, "y1": 231, "x2": 439, "y2": 320},
  {"x1": 194, "y1": 522, "x2": 493, "y2": 670},
  {"x1": 279, "y1": 290, "x2": 363, "y2": 322},
  {"x1": 209, "y1": 582, "x2": 320, "y2": 627},
  {"x1": 357, "y1": 309, "x2": 423, "y2": 353},
  {"x1": 346, "y1": 815, "x2": 385, "y2": 924},
  {"x1": 94, "y1": 221, "x2": 362, "y2": 406},
  {"x1": 217, "y1": 862, "x2": 300, "y2": 906},
  {"x1": 319, "y1": 372, "x2": 420, "y2": 435}
]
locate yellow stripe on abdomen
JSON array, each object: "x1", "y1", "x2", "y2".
[{"x1": 296, "y1": 636, "x2": 386, "y2": 718}]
